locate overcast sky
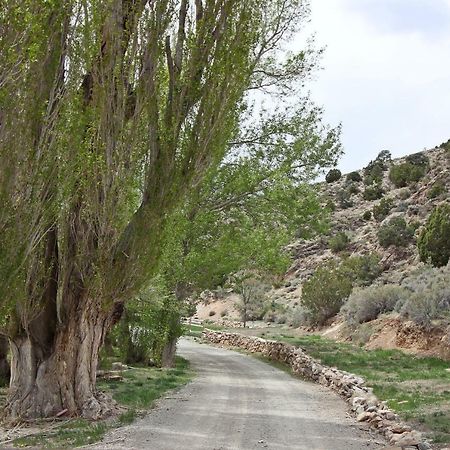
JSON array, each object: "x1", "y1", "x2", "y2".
[{"x1": 302, "y1": 0, "x2": 450, "y2": 173}]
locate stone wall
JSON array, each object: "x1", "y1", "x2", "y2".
[{"x1": 203, "y1": 330, "x2": 432, "y2": 449}]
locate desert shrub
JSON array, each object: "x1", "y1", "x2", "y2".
[
  {"x1": 347, "y1": 171, "x2": 362, "y2": 182},
  {"x1": 418, "y1": 204, "x2": 450, "y2": 267},
  {"x1": 325, "y1": 199, "x2": 336, "y2": 212},
  {"x1": 336, "y1": 189, "x2": 354, "y2": 209},
  {"x1": 406, "y1": 152, "x2": 429, "y2": 168},
  {"x1": 346, "y1": 182, "x2": 360, "y2": 195},
  {"x1": 362, "y1": 210, "x2": 372, "y2": 221},
  {"x1": 372, "y1": 197, "x2": 394, "y2": 221},
  {"x1": 329, "y1": 232, "x2": 350, "y2": 253},
  {"x1": 377, "y1": 217, "x2": 415, "y2": 248},
  {"x1": 398, "y1": 188, "x2": 411, "y2": 200},
  {"x1": 341, "y1": 253, "x2": 382, "y2": 287},
  {"x1": 389, "y1": 162, "x2": 426, "y2": 188},
  {"x1": 342, "y1": 285, "x2": 407, "y2": 324},
  {"x1": 363, "y1": 184, "x2": 384, "y2": 201},
  {"x1": 376, "y1": 150, "x2": 392, "y2": 164},
  {"x1": 326, "y1": 168, "x2": 342, "y2": 183},
  {"x1": 301, "y1": 261, "x2": 353, "y2": 326},
  {"x1": 287, "y1": 306, "x2": 311, "y2": 327},
  {"x1": 428, "y1": 181, "x2": 447, "y2": 199},
  {"x1": 364, "y1": 161, "x2": 385, "y2": 186},
  {"x1": 397, "y1": 265, "x2": 450, "y2": 327}
]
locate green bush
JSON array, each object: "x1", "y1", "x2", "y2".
[
  {"x1": 406, "y1": 152, "x2": 429, "y2": 168},
  {"x1": 301, "y1": 261, "x2": 353, "y2": 325},
  {"x1": 428, "y1": 181, "x2": 447, "y2": 199},
  {"x1": 362, "y1": 210, "x2": 372, "y2": 221},
  {"x1": 326, "y1": 168, "x2": 342, "y2": 183},
  {"x1": 363, "y1": 184, "x2": 384, "y2": 201},
  {"x1": 336, "y1": 189, "x2": 354, "y2": 209},
  {"x1": 325, "y1": 199, "x2": 336, "y2": 212},
  {"x1": 372, "y1": 197, "x2": 394, "y2": 221},
  {"x1": 376, "y1": 150, "x2": 392, "y2": 164},
  {"x1": 347, "y1": 171, "x2": 362, "y2": 182},
  {"x1": 396, "y1": 265, "x2": 450, "y2": 328},
  {"x1": 342, "y1": 284, "x2": 407, "y2": 324},
  {"x1": 346, "y1": 182, "x2": 360, "y2": 195},
  {"x1": 418, "y1": 204, "x2": 450, "y2": 267},
  {"x1": 341, "y1": 253, "x2": 382, "y2": 287},
  {"x1": 364, "y1": 161, "x2": 385, "y2": 186},
  {"x1": 377, "y1": 217, "x2": 415, "y2": 248},
  {"x1": 328, "y1": 232, "x2": 350, "y2": 253},
  {"x1": 389, "y1": 162, "x2": 426, "y2": 188}
]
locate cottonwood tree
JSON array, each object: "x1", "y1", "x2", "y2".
[{"x1": 0, "y1": 0, "x2": 315, "y2": 419}]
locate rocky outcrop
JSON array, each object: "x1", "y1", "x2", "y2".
[{"x1": 203, "y1": 330, "x2": 433, "y2": 449}]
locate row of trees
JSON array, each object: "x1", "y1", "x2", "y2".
[{"x1": 0, "y1": 0, "x2": 340, "y2": 419}]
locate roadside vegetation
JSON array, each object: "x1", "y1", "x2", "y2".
[
  {"x1": 262, "y1": 333, "x2": 450, "y2": 445},
  {"x1": 2, "y1": 358, "x2": 192, "y2": 449}
]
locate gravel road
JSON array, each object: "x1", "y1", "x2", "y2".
[{"x1": 90, "y1": 338, "x2": 385, "y2": 450}]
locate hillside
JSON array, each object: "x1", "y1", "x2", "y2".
[{"x1": 196, "y1": 142, "x2": 450, "y2": 357}]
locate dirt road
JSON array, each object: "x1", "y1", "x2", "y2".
[{"x1": 92, "y1": 338, "x2": 385, "y2": 450}]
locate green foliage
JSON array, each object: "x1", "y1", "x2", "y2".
[
  {"x1": 362, "y1": 210, "x2": 372, "y2": 221},
  {"x1": 346, "y1": 182, "x2": 360, "y2": 195},
  {"x1": 389, "y1": 162, "x2": 427, "y2": 187},
  {"x1": 406, "y1": 152, "x2": 430, "y2": 168},
  {"x1": 325, "y1": 168, "x2": 342, "y2": 183},
  {"x1": 418, "y1": 204, "x2": 450, "y2": 267},
  {"x1": 336, "y1": 188, "x2": 354, "y2": 209},
  {"x1": 372, "y1": 197, "x2": 394, "y2": 221},
  {"x1": 363, "y1": 184, "x2": 384, "y2": 201},
  {"x1": 111, "y1": 279, "x2": 184, "y2": 367},
  {"x1": 301, "y1": 261, "x2": 353, "y2": 325},
  {"x1": 342, "y1": 285, "x2": 407, "y2": 324},
  {"x1": 376, "y1": 150, "x2": 392, "y2": 164},
  {"x1": 428, "y1": 181, "x2": 447, "y2": 199},
  {"x1": 233, "y1": 274, "x2": 270, "y2": 326},
  {"x1": 377, "y1": 217, "x2": 415, "y2": 248},
  {"x1": 396, "y1": 265, "x2": 450, "y2": 327},
  {"x1": 341, "y1": 253, "x2": 382, "y2": 287},
  {"x1": 364, "y1": 159, "x2": 386, "y2": 186},
  {"x1": 347, "y1": 171, "x2": 362, "y2": 182},
  {"x1": 328, "y1": 232, "x2": 350, "y2": 253}
]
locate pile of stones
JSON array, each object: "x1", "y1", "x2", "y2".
[{"x1": 203, "y1": 330, "x2": 432, "y2": 449}]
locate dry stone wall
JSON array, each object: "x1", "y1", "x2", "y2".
[{"x1": 203, "y1": 330, "x2": 432, "y2": 449}]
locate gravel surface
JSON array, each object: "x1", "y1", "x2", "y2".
[{"x1": 89, "y1": 338, "x2": 386, "y2": 450}]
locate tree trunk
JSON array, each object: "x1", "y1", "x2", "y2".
[
  {"x1": 0, "y1": 336, "x2": 10, "y2": 386},
  {"x1": 6, "y1": 300, "x2": 114, "y2": 420},
  {"x1": 161, "y1": 338, "x2": 177, "y2": 368}
]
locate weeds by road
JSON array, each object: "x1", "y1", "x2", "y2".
[{"x1": 265, "y1": 333, "x2": 450, "y2": 446}]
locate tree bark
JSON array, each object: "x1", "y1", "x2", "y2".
[
  {"x1": 0, "y1": 336, "x2": 10, "y2": 386},
  {"x1": 161, "y1": 338, "x2": 177, "y2": 368},
  {"x1": 6, "y1": 299, "x2": 114, "y2": 420}
]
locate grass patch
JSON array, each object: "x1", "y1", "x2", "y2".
[
  {"x1": 8, "y1": 356, "x2": 193, "y2": 448},
  {"x1": 264, "y1": 333, "x2": 450, "y2": 444}
]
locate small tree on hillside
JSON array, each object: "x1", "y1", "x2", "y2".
[
  {"x1": 418, "y1": 204, "x2": 450, "y2": 267},
  {"x1": 232, "y1": 274, "x2": 270, "y2": 327}
]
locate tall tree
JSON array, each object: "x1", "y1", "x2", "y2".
[{"x1": 0, "y1": 0, "x2": 315, "y2": 419}]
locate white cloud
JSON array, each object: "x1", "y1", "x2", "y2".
[{"x1": 295, "y1": 0, "x2": 450, "y2": 172}]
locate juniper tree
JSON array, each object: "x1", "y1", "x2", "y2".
[{"x1": 0, "y1": 0, "x2": 317, "y2": 419}]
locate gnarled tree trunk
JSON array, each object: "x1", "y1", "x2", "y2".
[
  {"x1": 6, "y1": 299, "x2": 114, "y2": 420},
  {"x1": 0, "y1": 336, "x2": 10, "y2": 386},
  {"x1": 161, "y1": 337, "x2": 177, "y2": 368}
]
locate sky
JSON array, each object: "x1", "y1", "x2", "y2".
[{"x1": 300, "y1": 0, "x2": 450, "y2": 173}]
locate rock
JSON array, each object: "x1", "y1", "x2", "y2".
[
  {"x1": 357, "y1": 411, "x2": 374, "y2": 422},
  {"x1": 390, "y1": 430, "x2": 422, "y2": 446},
  {"x1": 111, "y1": 362, "x2": 128, "y2": 371},
  {"x1": 388, "y1": 423, "x2": 412, "y2": 434}
]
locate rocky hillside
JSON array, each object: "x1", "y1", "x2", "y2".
[
  {"x1": 275, "y1": 144, "x2": 450, "y2": 309},
  {"x1": 197, "y1": 142, "x2": 450, "y2": 357}
]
